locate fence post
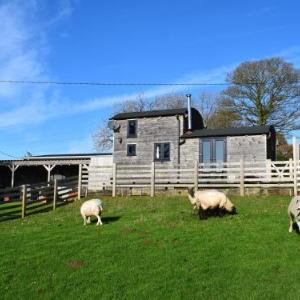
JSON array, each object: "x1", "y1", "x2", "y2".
[
  {"x1": 293, "y1": 136, "x2": 298, "y2": 196},
  {"x1": 194, "y1": 160, "x2": 199, "y2": 191},
  {"x1": 21, "y1": 185, "x2": 27, "y2": 218},
  {"x1": 266, "y1": 159, "x2": 272, "y2": 181},
  {"x1": 151, "y1": 161, "x2": 155, "y2": 197},
  {"x1": 53, "y1": 179, "x2": 58, "y2": 210},
  {"x1": 78, "y1": 164, "x2": 82, "y2": 200},
  {"x1": 240, "y1": 158, "x2": 245, "y2": 196},
  {"x1": 112, "y1": 163, "x2": 117, "y2": 197}
]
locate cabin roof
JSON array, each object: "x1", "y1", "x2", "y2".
[
  {"x1": 111, "y1": 108, "x2": 191, "y2": 120},
  {"x1": 182, "y1": 125, "x2": 275, "y2": 138}
]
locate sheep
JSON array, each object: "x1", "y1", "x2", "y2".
[
  {"x1": 287, "y1": 196, "x2": 300, "y2": 233},
  {"x1": 187, "y1": 187, "x2": 237, "y2": 219},
  {"x1": 80, "y1": 198, "x2": 103, "y2": 226}
]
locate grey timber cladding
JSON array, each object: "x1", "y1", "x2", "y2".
[
  {"x1": 226, "y1": 135, "x2": 267, "y2": 162},
  {"x1": 180, "y1": 139, "x2": 199, "y2": 166},
  {"x1": 113, "y1": 116, "x2": 183, "y2": 165}
]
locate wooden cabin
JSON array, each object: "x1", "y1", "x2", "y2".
[{"x1": 110, "y1": 107, "x2": 276, "y2": 166}]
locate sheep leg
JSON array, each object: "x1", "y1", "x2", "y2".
[
  {"x1": 82, "y1": 215, "x2": 87, "y2": 226},
  {"x1": 96, "y1": 215, "x2": 103, "y2": 226},
  {"x1": 289, "y1": 214, "x2": 294, "y2": 233},
  {"x1": 198, "y1": 207, "x2": 207, "y2": 220},
  {"x1": 289, "y1": 220, "x2": 293, "y2": 232},
  {"x1": 87, "y1": 217, "x2": 91, "y2": 224},
  {"x1": 218, "y1": 207, "x2": 224, "y2": 218}
]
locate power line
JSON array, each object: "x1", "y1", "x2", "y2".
[{"x1": 0, "y1": 79, "x2": 299, "y2": 86}]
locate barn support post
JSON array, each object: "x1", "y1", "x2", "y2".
[
  {"x1": 53, "y1": 179, "x2": 58, "y2": 210},
  {"x1": 112, "y1": 163, "x2": 117, "y2": 197},
  {"x1": 240, "y1": 158, "x2": 245, "y2": 196},
  {"x1": 43, "y1": 165, "x2": 56, "y2": 184},
  {"x1": 293, "y1": 136, "x2": 299, "y2": 196},
  {"x1": 150, "y1": 161, "x2": 155, "y2": 197},
  {"x1": 8, "y1": 164, "x2": 19, "y2": 188},
  {"x1": 78, "y1": 164, "x2": 82, "y2": 200},
  {"x1": 21, "y1": 185, "x2": 27, "y2": 218}
]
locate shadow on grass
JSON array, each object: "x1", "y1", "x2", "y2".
[
  {"x1": 198, "y1": 207, "x2": 238, "y2": 220},
  {"x1": 0, "y1": 200, "x2": 74, "y2": 222},
  {"x1": 88, "y1": 216, "x2": 121, "y2": 224}
]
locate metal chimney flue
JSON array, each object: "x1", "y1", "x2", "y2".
[{"x1": 186, "y1": 94, "x2": 192, "y2": 131}]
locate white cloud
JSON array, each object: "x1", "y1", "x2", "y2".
[
  {"x1": 0, "y1": 1, "x2": 46, "y2": 99},
  {"x1": 0, "y1": 0, "x2": 74, "y2": 129}
]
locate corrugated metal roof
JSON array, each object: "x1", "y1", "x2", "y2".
[
  {"x1": 25, "y1": 153, "x2": 112, "y2": 160},
  {"x1": 182, "y1": 125, "x2": 275, "y2": 138},
  {"x1": 110, "y1": 108, "x2": 189, "y2": 120}
]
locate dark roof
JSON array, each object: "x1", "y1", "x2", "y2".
[
  {"x1": 25, "y1": 153, "x2": 112, "y2": 160},
  {"x1": 111, "y1": 108, "x2": 189, "y2": 120},
  {"x1": 182, "y1": 125, "x2": 275, "y2": 138}
]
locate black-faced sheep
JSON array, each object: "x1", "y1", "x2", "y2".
[
  {"x1": 188, "y1": 188, "x2": 237, "y2": 219},
  {"x1": 80, "y1": 199, "x2": 103, "y2": 226},
  {"x1": 287, "y1": 196, "x2": 300, "y2": 233}
]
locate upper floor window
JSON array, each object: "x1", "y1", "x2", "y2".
[
  {"x1": 127, "y1": 144, "x2": 136, "y2": 156},
  {"x1": 127, "y1": 120, "x2": 137, "y2": 138},
  {"x1": 154, "y1": 143, "x2": 170, "y2": 161}
]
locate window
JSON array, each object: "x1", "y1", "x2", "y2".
[
  {"x1": 200, "y1": 138, "x2": 226, "y2": 163},
  {"x1": 127, "y1": 120, "x2": 137, "y2": 137},
  {"x1": 215, "y1": 140, "x2": 225, "y2": 163},
  {"x1": 154, "y1": 143, "x2": 170, "y2": 161},
  {"x1": 127, "y1": 144, "x2": 136, "y2": 156},
  {"x1": 202, "y1": 140, "x2": 212, "y2": 164}
]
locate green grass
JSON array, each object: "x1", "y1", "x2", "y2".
[{"x1": 0, "y1": 194, "x2": 299, "y2": 299}]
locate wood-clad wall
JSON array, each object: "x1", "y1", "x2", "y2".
[{"x1": 113, "y1": 116, "x2": 183, "y2": 165}]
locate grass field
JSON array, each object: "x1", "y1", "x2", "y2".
[{"x1": 1, "y1": 194, "x2": 300, "y2": 299}]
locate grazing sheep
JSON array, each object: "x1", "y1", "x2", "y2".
[
  {"x1": 80, "y1": 199, "x2": 103, "y2": 226},
  {"x1": 287, "y1": 196, "x2": 300, "y2": 233},
  {"x1": 188, "y1": 188, "x2": 236, "y2": 219}
]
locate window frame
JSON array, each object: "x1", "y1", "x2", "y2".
[
  {"x1": 127, "y1": 119, "x2": 137, "y2": 138},
  {"x1": 199, "y1": 138, "x2": 226, "y2": 163},
  {"x1": 154, "y1": 142, "x2": 171, "y2": 161},
  {"x1": 127, "y1": 144, "x2": 137, "y2": 156}
]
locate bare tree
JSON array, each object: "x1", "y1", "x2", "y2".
[
  {"x1": 150, "y1": 93, "x2": 186, "y2": 110},
  {"x1": 195, "y1": 92, "x2": 218, "y2": 127},
  {"x1": 195, "y1": 92, "x2": 242, "y2": 128},
  {"x1": 223, "y1": 57, "x2": 300, "y2": 133},
  {"x1": 92, "y1": 120, "x2": 113, "y2": 152},
  {"x1": 118, "y1": 93, "x2": 150, "y2": 113},
  {"x1": 276, "y1": 133, "x2": 293, "y2": 160}
]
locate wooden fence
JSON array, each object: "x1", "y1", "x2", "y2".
[
  {"x1": 81, "y1": 159, "x2": 300, "y2": 197},
  {"x1": 0, "y1": 176, "x2": 81, "y2": 220}
]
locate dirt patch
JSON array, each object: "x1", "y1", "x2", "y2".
[
  {"x1": 122, "y1": 227, "x2": 137, "y2": 234},
  {"x1": 67, "y1": 260, "x2": 83, "y2": 269},
  {"x1": 143, "y1": 239, "x2": 153, "y2": 246}
]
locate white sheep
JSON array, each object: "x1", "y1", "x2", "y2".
[
  {"x1": 187, "y1": 188, "x2": 236, "y2": 219},
  {"x1": 80, "y1": 198, "x2": 103, "y2": 226},
  {"x1": 287, "y1": 196, "x2": 300, "y2": 233}
]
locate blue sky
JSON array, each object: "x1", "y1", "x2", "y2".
[{"x1": 0, "y1": 0, "x2": 300, "y2": 159}]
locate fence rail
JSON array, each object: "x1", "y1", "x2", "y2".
[
  {"x1": 81, "y1": 159, "x2": 300, "y2": 197},
  {"x1": 0, "y1": 176, "x2": 81, "y2": 221}
]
